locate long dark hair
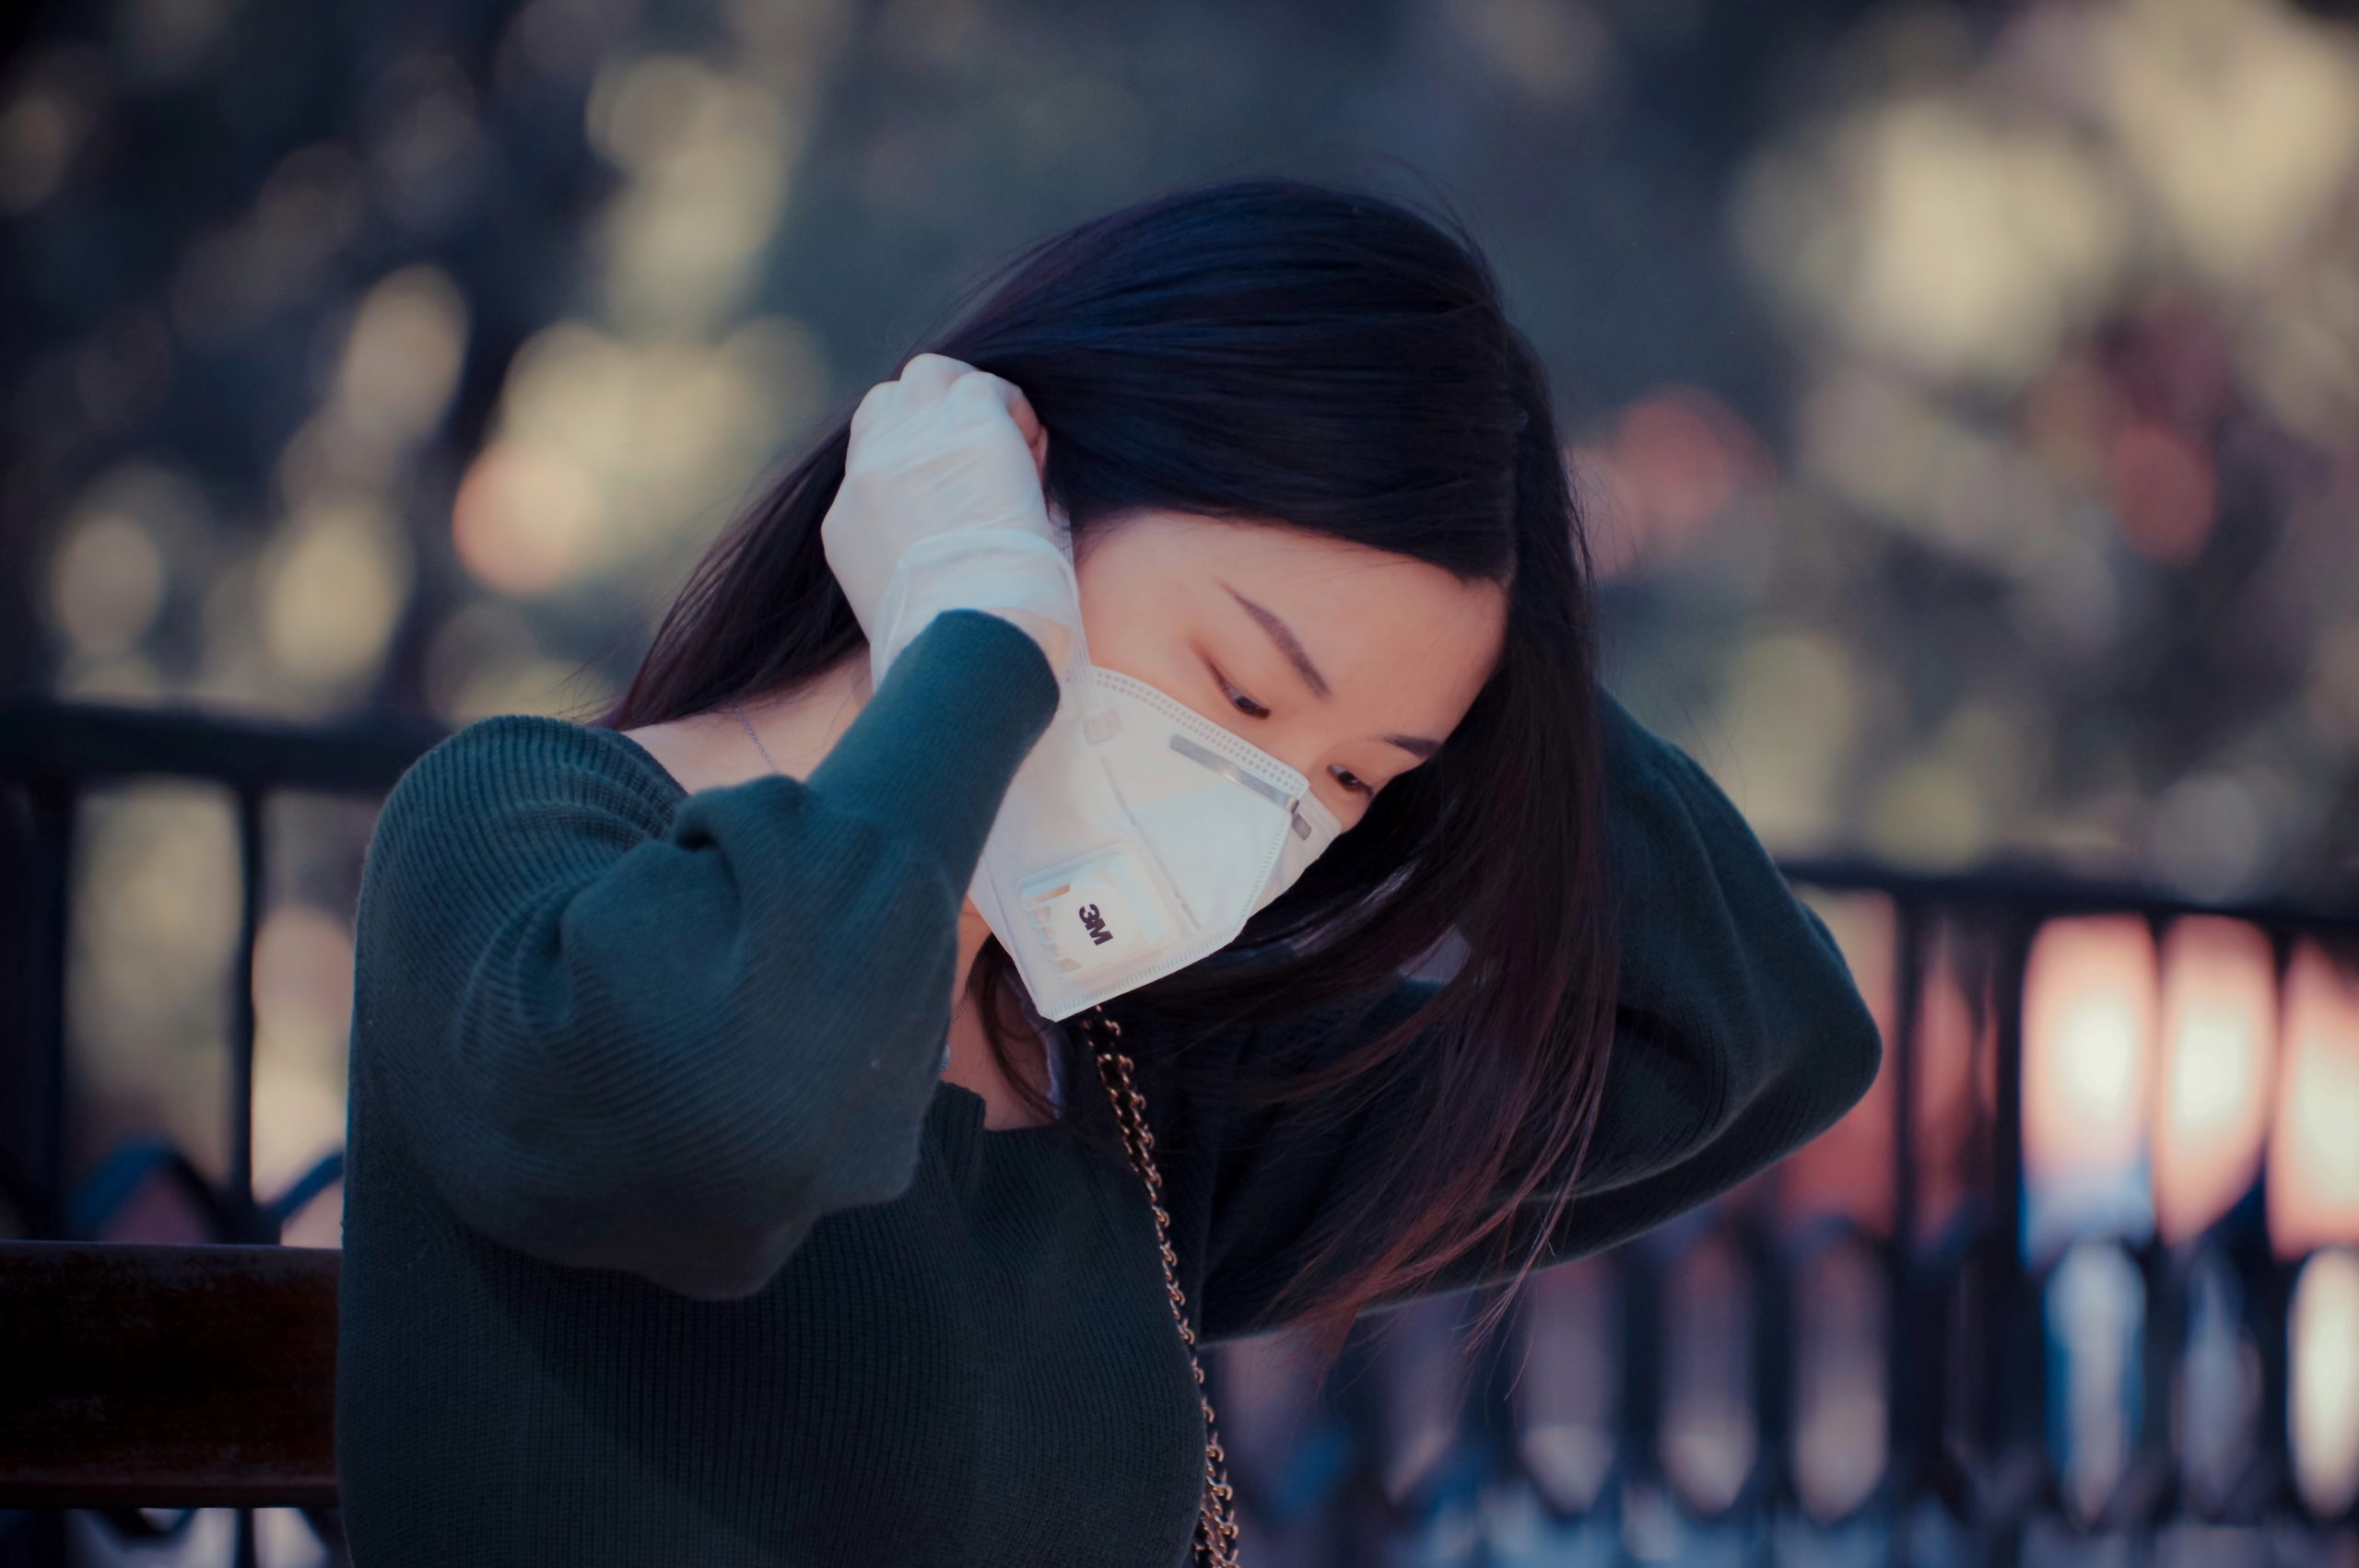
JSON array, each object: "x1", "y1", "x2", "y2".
[{"x1": 589, "y1": 174, "x2": 1617, "y2": 1386}]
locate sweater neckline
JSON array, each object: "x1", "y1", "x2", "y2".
[
  {"x1": 928, "y1": 1071, "x2": 1122, "y2": 1208},
  {"x1": 936, "y1": 987, "x2": 1079, "y2": 1148},
  {"x1": 933, "y1": 1078, "x2": 1071, "y2": 1142}
]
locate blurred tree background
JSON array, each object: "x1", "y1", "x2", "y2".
[{"x1": 3, "y1": 0, "x2": 2355, "y2": 1216}]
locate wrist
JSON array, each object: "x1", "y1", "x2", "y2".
[
  {"x1": 985, "y1": 607, "x2": 1074, "y2": 672},
  {"x1": 869, "y1": 528, "x2": 1083, "y2": 685}
]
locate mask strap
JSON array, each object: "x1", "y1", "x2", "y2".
[{"x1": 1042, "y1": 496, "x2": 1117, "y2": 742}]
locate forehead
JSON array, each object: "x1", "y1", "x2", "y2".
[{"x1": 1077, "y1": 509, "x2": 1507, "y2": 723}]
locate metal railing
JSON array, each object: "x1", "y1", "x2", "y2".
[
  {"x1": 1219, "y1": 873, "x2": 2359, "y2": 1565},
  {"x1": 1, "y1": 697, "x2": 440, "y2": 1568},
  {"x1": 6, "y1": 696, "x2": 2357, "y2": 1567}
]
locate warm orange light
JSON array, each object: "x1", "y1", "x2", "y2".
[
  {"x1": 2152, "y1": 917, "x2": 2278, "y2": 1244},
  {"x1": 1578, "y1": 385, "x2": 1773, "y2": 579},
  {"x1": 451, "y1": 440, "x2": 601, "y2": 595},
  {"x1": 2107, "y1": 419, "x2": 2216, "y2": 564},
  {"x1": 2025, "y1": 916, "x2": 2159, "y2": 1171},
  {"x1": 2024, "y1": 915, "x2": 2160, "y2": 1254},
  {"x1": 2267, "y1": 941, "x2": 2359, "y2": 1259}
]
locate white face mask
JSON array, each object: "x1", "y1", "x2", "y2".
[{"x1": 956, "y1": 510, "x2": 1348, "y2": 1020}]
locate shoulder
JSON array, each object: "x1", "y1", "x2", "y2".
[
  {"x1": 394, "y1": 713, "x2": 679, "y2": 813},
  {"x1": 1595, "y1": 685, "x2": 1687, "y2": 800},
  {"x1": 366, "y1": 714, "x2": 687, "y2": 884}
]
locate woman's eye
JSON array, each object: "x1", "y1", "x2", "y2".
[
  {"x1": 1211, "y1": 661, "x2": 1376, "y2": 798},
  {"x1": 1211, "y1": 667, "x2": 1271, "y2": 720}
]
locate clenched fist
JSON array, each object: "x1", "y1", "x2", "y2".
[{"x1": 821, "y1": 353, "x2": 1081, "y2": 678}]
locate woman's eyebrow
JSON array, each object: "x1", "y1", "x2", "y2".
[{"x1": 1217, "y1": 579, "x2": 1442, "y2": 760}]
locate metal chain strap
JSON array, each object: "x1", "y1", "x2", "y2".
[
  {"x1": 1077, "y1": 1004, "x2": 1242, "y2": 1567},
  {"x1": 727, "y1": 705, "x2": 1237, "y2": 1555}
]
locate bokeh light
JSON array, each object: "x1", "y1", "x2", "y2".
[
  {"x1": 2152, "y1": 917, "x2": 2278, "y2": 1245},
  {"x1": 2268, "y1": 940, "x2": 2359, "y2": 1259},
  {"x1": 2024, "y1": 915, "x2": 2160, "y2": 1259},
  {"x1": 2291, "y1": 1246, "x2": 2359, "y2": 1517},
  {"x1": 5, "y1": 0, "x2": 2356, "y2": 1554}
]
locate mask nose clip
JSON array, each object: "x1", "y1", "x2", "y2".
[{"x1": 1166, "y1": 732, "x2": 1299, "y2": 813}]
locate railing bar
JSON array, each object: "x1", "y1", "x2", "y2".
[
  {"x1": 2256, "y1": 930, "x2": 2297, "y2": 1521},
  {"x1": 1746, "y1": 1214, "x2": 1792, "y2": 1526},
  {"x1": 1884, "y1": 895, "x2": 1927, "y2": 1568},
  {"x1": 1984, "y1": 912, "x2": 2036, "y2": 1568},
  {"x1": 1617, "y1": 1246, "x2": 1661, "y2": 1559},
  {"x1": 0, "y1": 697, "x2": 440, "y2": 795},
  {"x1": 1775, "y1": 856, "x2": 2359, "y2": 934},
  {"x1": 2130, "y1": 913, "x2": 2181, "y2": 1535},
  {"x1": 2132, "y1": 1233, "x2": 2177, "y2": 1533},
  {"x1": 229, "y1": 787, "x2": 264, "y2": 1237},
  {"x1": 19, "y1": 780, "x2": 76, "y2": 1241}
]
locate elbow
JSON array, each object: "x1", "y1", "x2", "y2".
[
  {"x1": 624, "y1": 1160, "x2": 927, "y2": 1300},
  {"x1": 1789, "y1": 901, "x2": 1884, "y2": 1134},
  {"x1": 428, "y1": 1119, "x2": 923, "y2": 1302},
  {"x1": 447, "y1": 1164, "x2": 821, "y2": 1301},
  {"x1": 626, "y1": 1218, "x2": 815, "y2": 1302},
  {"x1": 1838, "y1": 989, "x2": 1884, "y2": 1108},
  {"x1": 1801, "y1": 984, "x2": 1884, "y2": 1143},
  {"x1": 651, "y1": 1263, "x2": 777, "y2": 1304}
]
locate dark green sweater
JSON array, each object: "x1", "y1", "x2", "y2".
[{"x1": 335, "y1": 607, "x2": 1881, "y2": 1566}]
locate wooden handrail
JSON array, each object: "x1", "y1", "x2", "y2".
[{"x1": 0, "y1": 1240, "x2": 339, "y2": 1507}]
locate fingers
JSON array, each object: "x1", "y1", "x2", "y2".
[
  {"x1": 967, "y1": 372, "x2": 1051, "y2": 454},
  {"x1": 855, "y1": 353, "x2": 1049, "y2": 478},
  {"x1": 944, "y1": 368, "x2": 1046, "y2": 472},
  {"x1": 852, "y1": 352, "x2": 969, "y2": 443},
  {"x1": 897, "y1": 351, "x2": 969, "y2": 400},
  {"x1": 993, "y1": 385, "x2": 1047, "y2": 482},
  {"x1": 848, "y1": 377, "x2": 898, "y2": 445},
  {"x1": 907, "y1": 355, "x2": 1040, "y2": 443}
]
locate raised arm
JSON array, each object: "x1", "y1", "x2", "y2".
[
  {"x1": 348, "y1": 609, "x2": 1059, "y2": 1301},
  {"x1": 1196, "y1": 687, "x2": 1884, "y2": 1339}
]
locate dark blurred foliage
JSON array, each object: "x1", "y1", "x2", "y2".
[{"x1": 4, "y1": 0, "x2": 2356, "y2": 1318}]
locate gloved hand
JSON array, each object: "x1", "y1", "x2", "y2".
[{"x1": 821, "y1": 353, "x2": 1087, "y2": 692}]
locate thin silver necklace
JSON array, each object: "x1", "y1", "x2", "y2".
[{"x1": 728, "y1": 700, "x2": 974, "y2": 1034}]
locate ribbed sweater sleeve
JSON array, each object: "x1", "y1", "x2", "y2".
[
  {"x1": 1195, "y1": 686, "x2": 1885, "y2": 1338},
  {"x1": 348, "y1": 609, "x2": 1059, "y2": 1302}
]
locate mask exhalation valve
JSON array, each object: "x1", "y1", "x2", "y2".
[{"x1": 1017, "y1": 845, "x2": 1171, "y2": 977}]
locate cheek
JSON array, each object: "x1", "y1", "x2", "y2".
[
  {"x1": 1074, "y1": 574, "x2": 1185, "y2": 685},
  {"x1": 1315, "y1": 789, "x2": 1367, "y2": 835}
]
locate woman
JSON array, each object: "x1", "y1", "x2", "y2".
[{"x1": 335, "y1": 176, "x2": 1883, "y2": 1566}]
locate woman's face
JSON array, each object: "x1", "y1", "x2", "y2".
[{"x1": 1071, "y1": 509, "x2": 1508, "y2": 834}]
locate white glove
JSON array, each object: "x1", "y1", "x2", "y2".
[
  {"x1": 866, "y1": 520, "x2": 1088, "y2": 697},
  {"x1": 820, "y1": 354, "x2": 1087, "y2": 694}
]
